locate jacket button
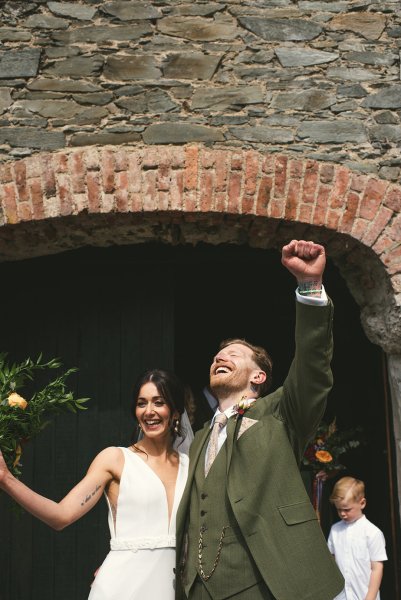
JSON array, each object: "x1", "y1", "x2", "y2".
[
  {"x1": 201, "y1": 493, "x2": 207, "y2": 499},
  {"x1": 200, "y1": 510, "x2": 206, "y2": 516}
]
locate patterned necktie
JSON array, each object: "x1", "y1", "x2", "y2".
[{"x1": 205, "y1": 412, "x2": 228, "y2": 476}]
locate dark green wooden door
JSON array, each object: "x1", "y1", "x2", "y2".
[{"x1": 0, "y1": 248, "x2": 174, "y2": 600}]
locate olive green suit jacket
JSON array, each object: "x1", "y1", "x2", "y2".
[{"x1": 176, "y1": 300, "x2": 344, "y2": 600}]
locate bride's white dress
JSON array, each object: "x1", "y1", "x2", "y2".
[{"x1": 88, "y1": 447, "x2": 189, "y2": 600}]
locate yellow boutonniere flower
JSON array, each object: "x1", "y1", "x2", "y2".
[{"x1": 315, "y1": 450, "x2": 333, "y2": 463}]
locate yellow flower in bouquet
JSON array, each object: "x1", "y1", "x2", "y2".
[
  {"x1": 8, "y1": 392, "x2": 28, "y2": 410},
  {"x1": 0, "y1": 353, "x2": 89, "y2": 478}
]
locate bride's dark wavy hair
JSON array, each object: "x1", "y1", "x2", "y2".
[{"x1": 131, "y1": 369, "x2": 186, "y2": 446}]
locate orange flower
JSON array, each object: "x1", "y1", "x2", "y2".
[
  {"x1": 315, "y1": 450, "x2": 333, "y2": 463},
  {"x1": 8, "y1": 392, "x2": 28, "y2": 410}
]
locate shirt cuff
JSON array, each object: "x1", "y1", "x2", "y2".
[{"x1": 296, "y1": 284, "x2": 328, "y2": 306}]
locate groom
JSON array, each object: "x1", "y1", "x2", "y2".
[{"x1": 176, "y1": 240, "x2": 344, "y2": 600}]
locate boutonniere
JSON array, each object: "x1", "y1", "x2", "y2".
[{"x1": 232, "y1": 396, "x2": 257, "y2": 419}]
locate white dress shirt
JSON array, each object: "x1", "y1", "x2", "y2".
[{"x1": 328, "y1": 515, "x2": 387, "y2": 600}]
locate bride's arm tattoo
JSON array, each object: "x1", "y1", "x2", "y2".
[{"x1": 81, "y1": 484, "x2": 101, "y2": 506}]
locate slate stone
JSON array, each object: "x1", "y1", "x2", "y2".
[
  {"x1": 346, "y1": 51, "x2": 396, "y2": 66},
  {"x1": 327, "y1": 67, "x2": 379, "y2": 81},
  {"x1": 47, "y1": 2, "x2": 97, "y2": 20},
  {"x1": 23, "y1": 14, "x2": 69, "y2": 29},
  {"x1": 276, "y1": 47, "x2": 338, "y2": 67},
  {"x1": 388, "y1": 26, "x2": 401, "y2": 38},
  {"x1": 53, "y1": 24, "x2": 151, "y2": 44},
  {"x1": 157, "y1": 16, "x2": 238, "y2": 41},
  {"x1": 72, "y1": 92, "x2": 113, "y2": 106},
  {"x1": 329, "y1": 13, "x2": 386, "y2": 40},
  {"x1": 192, "y1": 86, "x2": 264, "y2": 109},
  {"x1": 337, "y1": 84, "x2": 367, "y2": 98},
  {"x1": 374, "y1": 111, "x2": 399, "y2": 125},
  {"x1": 362, "y1": 86, "x2": 401, "y2": 109},
  {"x1": 378, "y1": 166, "x2": 400, "y2": 181},
  {"x1": 163, "y1": 53, "x2": 222, "y2": 80},
  {"x1": 101, "y1": 2, "x2": 161, "y2": 20},
  {"x1": 54, "y1": 106, "x2": 108, "y2": 126},
  {"x1": 28, "y1": 79, "x2": 101, "y2": 92},
  {"x1": 238, "y1": 17, "x2": 322, "y2": 41},
  {"x1": 0, "y1": 28, "x2": 31, "y2": 41},
  {"x1": 229, "y1": 125, "x2": 294, "y2": 143},
  {"x1": 210, "y1": 116, "x2": 249, "y2": 125},
  {"x1": 143, "y1": 123, "x2": 224, "y2": 143},
  {"x1": 45, "y1": 56, "x2": 104, "y2": 77},
  {"x1": 45, "y1": 47, "x2": 80, "y2": 58},
  {"x1": 15, "y1": 99, "x2": 96, "y2": 118},
  {"x1": 169, "y1": 4, "x2": 226, "y2": 17},
  {"x1": 116, "y1": 89, "x2": 178, "y2": 113},
  {"x1": 369, "y1": 125, "x2": 401, "y2": 143},
  {"x1": 0, "y1": 127, "x2": 65, "y2": 150},
  {"x1": 71, "y1": 131, "x2": 141, "y2": 146},
  {"x1": 104, "y1": 56, "x2": 161, "y2": 80},
  {"x1": 0, "y1": 88, "x2": 12, "y2": 114},
  {"x1": 297, "y1": 120, "x2": 367, "y2": 142},
  {"x1": 299, "y1": 1, "x2": 348, "y2": 11},
  {"x1": 330, "y1": 100, "x2": 358, "y2": 113},
  {"x1": 271, "y1": 89, "x2": 335, "y2": 111},
  {"x1": 0, "y1": 48, "x2": 41, "y2": 78}
]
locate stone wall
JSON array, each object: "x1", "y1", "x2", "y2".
[{"x1": 0, "y1": 0, "x2": 401, "y2": 182}]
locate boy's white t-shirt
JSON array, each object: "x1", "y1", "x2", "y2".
[{"x1": 328, "y1": 514, "x2": 387, "y2": 600}]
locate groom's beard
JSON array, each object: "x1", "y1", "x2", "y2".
[{"x1": 210, "y1": 378, "x2": 245, "y2": 401}]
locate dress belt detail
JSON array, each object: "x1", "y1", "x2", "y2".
[{"x1": 110, "y1": 535, "x2": 176, "y2": 551}]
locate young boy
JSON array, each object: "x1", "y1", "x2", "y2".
[{"x1": 328, "y1": 476, "x2": 387, "y2": 600}]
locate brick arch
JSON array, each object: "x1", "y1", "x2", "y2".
[{"x1": 1, "y1": 144, "x2": 400, "y2": 352}]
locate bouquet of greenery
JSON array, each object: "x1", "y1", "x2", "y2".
[{"x1": 0, "y1": 353, "x2": 88, "y2": 478}]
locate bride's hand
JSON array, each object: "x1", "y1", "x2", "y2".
[{"x1": 0, "y1": 450, "x2": 11, "y2": 485}]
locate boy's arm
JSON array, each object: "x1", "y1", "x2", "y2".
[{"x1": 364, "y1": 561, "x2": 383, "y2": 600}]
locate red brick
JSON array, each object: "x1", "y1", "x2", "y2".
[
  {"x1": 289, "y1": 159, "x2": 303, "y2": 179},
  {"x1": 0, "y1": 163, "x2": 13, "y2": 183},
  {"x1": 72, "y1": 152, "x2": 86, "y2": 194},
  {"x1": 269, "y1": 198, "x2": 285, "y2": 219},
  {"x1": 127, "y1": 152, "x2": 141, "y2": 194},
  {"x1": 30, "y1": 178, "x2": 44, "y2": 220},
  {"x1": 114, "y1": 149, "x2": 128, "y2": 172},
  {"x1": 42, "y1": 155, "x2": 57, "y2": 198},
  {"x1": 330, "y1": 167, "x2": 350, "y2": 209},
  {"x1": 362, "y1": 206, "x2": 393, "y2": 247},
  {"x1": 302, "y1": 162, "x2": 318, "y2": 204},
  {"x1": 142, "y1": 170, "x2": 158, "y2": 211},
  {"x1": 244, "y1": 152, "x2": 259, "y2": 196},
  {"x1": 3, "y1": 183, "x2": 19, "y2": 224},
  {"x1": 170, "y1": 171, "x2": 184, "y2": 211},
  {"x1": 351, "y1": 218, "x2": 367, "y2": 241},
  {"x1": 14, "y1": 161, "x2": 29, "y2": 202},
  {"x1": 274, "y1": 155, "x2": 288, "y2": 197},
  {"x1": 298, "y1": 204, "x2": 313, "y2": 223},
  {"x1": 115, "y1": 172, "x2": 129, "y2": 212},
  {"x1": 319, "y1": 163, "x2": 335, "y2": 184},
  {"x1": 131, "y1": 192, "x2": 143, "y2": 212},
  {"x1": 285, "y1": 179, "x2": 301, "y2": 221},
  {"x1": 256, "y1": 176, "x2": 272, "y2": 214},
  {"x1": 326, "y1": 209, "x2": 340, "y2": 230},
  {"x1": 227, "y1": 171, "x2": 242, "y2": 213},
  {"x1": 339, "y1": 192, "x2": 359, "y2": 233},
  {"x1": 200, "y1": 149, "x2": 216, "y2": 169},
  {"x1": 18, "y1": 201, "x2": 33, "y2": 222},
  {"x1": 359, "y1": 178, "x2": 389, "y2": 220},
  {"x1": 184, "y1": 146, "x2": 198, "y2": 191},
  {"x1": 58, "y1": 174, "x2": 74, "y2": 216},
  {"x1": 350, "y1": 173, "x2": 368, "y2": 193},
  {"x1": 313, "y1": 184, "x2": 330, "y2": 225},
  {"x1": 158, "y1": 191, "x2": 170, "y2": 211},
  {"x1": 214, "y1": 191, "x2": 226, "y2": 213},
  {"x1": 231, "y1": 153, "x2": 244, "y2": 170},
  {"x1": 184, "y1": 190, "x2": 197, "y2": 212},
  {"x1": 262, "y1": 154, "x2": 274, "y2": 174},
  {"x1": 158, "y1": 164, "x2": 171, "y2": 192},
  {"x1": 383, "y1": 186, "x2": 401, "y2": 212},
  {"x1": 373, "y1": 234, "x2": 393, "y2": 255},
  {"x1": 215, "y1": 154, "x2": 228, "y2": 193},
  {"x1": 54, "y1": 152, "x2": 68, "y2": 173},
  {"x1": 87, "y1": 172, "x2": 101, "y2": 212},
  {"x1": 199, "y1": 170, "x2": 214, "y2": 212},
  {"x1": 102, "y1": 151, "x2": 116, "y2": 194}
]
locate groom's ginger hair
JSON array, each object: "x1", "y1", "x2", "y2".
[{"x1": 218, "y1": 338, "x2": 273, "y2": 397}]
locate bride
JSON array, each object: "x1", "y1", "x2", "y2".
[{"x1": 0, "y1": 368, "x2": 192, "y2": 599}]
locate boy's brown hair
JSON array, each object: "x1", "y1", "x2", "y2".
[{"x1": 329, "y1": 476, "x2": 365, "y2": 503}]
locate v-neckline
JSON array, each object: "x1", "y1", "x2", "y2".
[{"x1": 128, "y1": 448, "x2": 182, "y2": 531}]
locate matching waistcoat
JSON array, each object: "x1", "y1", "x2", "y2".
[{"x1": 183, "y1": 435, "x2": 262, "y2": 599}]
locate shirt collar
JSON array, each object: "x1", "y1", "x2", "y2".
[{"x1": 210, "y1": 399, "x2": 257, "y2": 428}]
